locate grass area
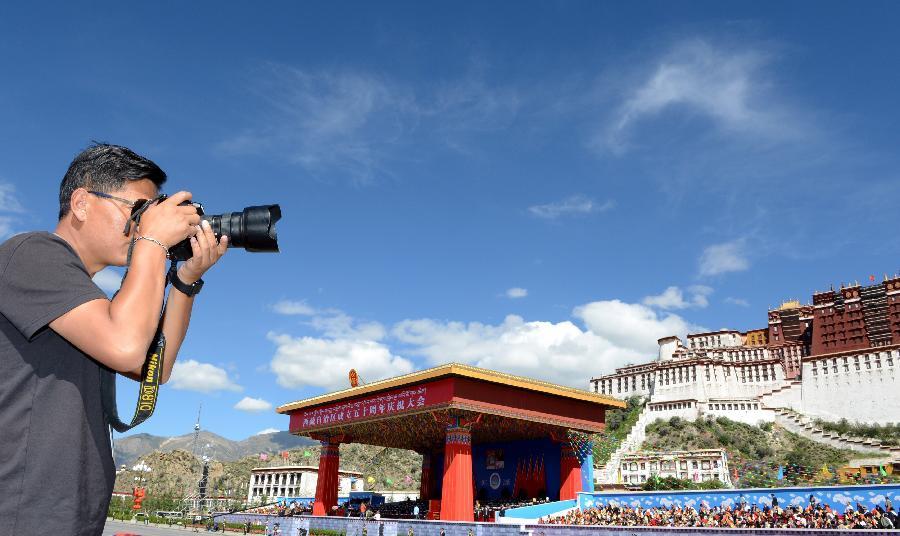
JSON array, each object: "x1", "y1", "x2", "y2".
[
  {"x1": 593, "y1": 396, "x2": 645, "y2": 465},
  {"x1": 642, "y1": 416, "x2": 862, "y2": 488},
  {"x1": 814, "y1": 418, "x2": 900, "y2": 446},
  {"x1": 641, "y1": 475, "x2": 728, "y2": 491}
]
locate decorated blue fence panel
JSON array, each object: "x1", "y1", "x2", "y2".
[{"x1": 578, "y1": 484, "x2": 900, "y2": 512}]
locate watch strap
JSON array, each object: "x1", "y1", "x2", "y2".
[{"x1": 168, "y1": 265, "x2": 204, "y2": 296}]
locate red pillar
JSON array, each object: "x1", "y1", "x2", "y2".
[
  {"x1": 419, "y1": 452, "x2": 431, "y2": 500},
  {"x1": 559, "y1": 442, "x2": 582, "y2": 501},
  {"x1": 439, "y1": 425, "x2": 474, "y2": 521},
  {"x1": 312, "y1": 439, "x2": 341, "y2": 516}
]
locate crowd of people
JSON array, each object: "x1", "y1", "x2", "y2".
[
  {"x1": 475, "y1": 498, "x2": 551, "y2": 521},
  {"x1": 542, "y1": 500, "x2": 898, "y2": 530},
  {"x1": 244, "y1": 501, "x2": 312, "y2": 517}
]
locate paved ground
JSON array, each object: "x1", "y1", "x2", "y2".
[{"x1": 102, "y1": 519, "x2": 207, "y2": 535}]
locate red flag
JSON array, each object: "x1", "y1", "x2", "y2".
[
  {"x1": 281, "y1": 451, "x2": 290, "y2": 460},
  {"x1": 870, "y1": 275, "x2": 876, "y2": 282}
]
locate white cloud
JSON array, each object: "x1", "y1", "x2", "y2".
[
  {"x1": 218, "y1": 67, "x2": 413, "y2": 182},
  {"x1": 506, "y1": 287, "x2": 528, "y2": 299},
  {"x1": 0, "y1": 182, "x2": 24, "y2": 213},
  {"x1": 92, "y1": 267, "x2": 124, "y2": 294},
  {"x1": 310, "y1": 313, "x2": 387, "y2": 341},
  {"x1": 256, "y1": 428, "x2": 280, "y2": 435},
  {"x1": 602, "y1": 39, "x2": 798, "y2": 153},
  {"x1": 169, "y1": 359, "x2": 242, "y2": 393},
  {"x1": 234, "y1": 396, "x2": 273, "y2": 413},
  {"x1": 699, "y1": 239, "x2": 750, "y2": 276},
  {"x1": 0, "y1": 182, "x2": 23, "y2": 238},
  {"x1": 269, "y1": 293, "x2": 704, "y2": 391},
  {"x1": 0, "y1": 216, "x2": 14, "y2": 239},
  {"x1": 219, "y1": 64, "x2": 523, "y2": 182},
  {"x1": 269, "y1": 332, "x2": 414, "y2": 390},
  {"x1": 528, "y1": 195, "x2": 614, "y2": 219},
  {"x1": 643, "y1": 285, "x2": 713, "y2": 309},
  {"x1": 430, "y1": 71, "x2": 522, "y2": 134},
  {"x1": 574, "y1": 300, "x2": 703, "y2": 356},
  {"x1": 272, "y1": 299, "x2": 317, "y2": 316},
  {"x1": 725, "y1": 297, "x2": 750, "y2": 307},
  {"x1": 393, "y1": 300, "x2": 702, "y2": 386}
]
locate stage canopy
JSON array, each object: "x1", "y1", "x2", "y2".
[{"x1": 276, "y1": 363, "x2": 624, "y2": 520}]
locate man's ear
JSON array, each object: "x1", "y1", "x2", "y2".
[{"x1": 70, "y1": 188, "x2": 90, "y2": 222}]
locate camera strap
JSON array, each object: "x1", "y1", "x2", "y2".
[
  {"x1": 101, "y1": 329, "x2": 165, "y2": 433},
  {"x1": 101, "y1": 198, "x2": 172, "y2": 433}
]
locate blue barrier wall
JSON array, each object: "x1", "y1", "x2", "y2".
[
  {"x1": 211, "y1": 514, "x2": 896, "y2": 536},
  {"x1": 578, "y1": 483, "x2": 900, "y2": 512}
]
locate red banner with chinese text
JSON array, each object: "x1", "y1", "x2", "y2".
[{"x1": 289, "y1": 378, "x2": 454, "y2": 432}]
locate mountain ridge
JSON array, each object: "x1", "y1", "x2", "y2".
[{"x1": 113, "y1": 430, "x2": 317, "y2": 468}]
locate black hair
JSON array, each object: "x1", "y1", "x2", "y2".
[{"x1": 58, "y1": 143, "x2": 167, "y2": 220}]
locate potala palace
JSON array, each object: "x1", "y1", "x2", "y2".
[{"x1": 590, "y1": 276, "x2": 900, "y2": 484}]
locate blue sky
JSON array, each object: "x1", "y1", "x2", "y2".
[{"x1": 1, "y1": 2, "x2": 899, "y2": 441}]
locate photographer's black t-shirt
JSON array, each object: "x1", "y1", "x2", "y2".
[{"x1": 0, "y1": 232, "x2": 114, "y2": 536}]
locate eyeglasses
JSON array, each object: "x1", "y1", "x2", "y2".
[
  {"x1": 88, "y1": 190, "x2": 167, "y2": 236},
  {"x1": 87, "y1": 190, "x2": 150, "y2": 215}
]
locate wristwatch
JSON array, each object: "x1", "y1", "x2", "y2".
[{"x1": 168, "y1": 269, "x2": 204, "y2": 297}]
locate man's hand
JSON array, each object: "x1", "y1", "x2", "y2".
[
  {"x1": 138, "y1": 191, "x2": 202, "y2": 249},
  {"x1": 177, "y1": 219, "x2": 228, "y2": 284}
]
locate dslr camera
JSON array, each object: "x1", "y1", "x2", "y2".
[{"x1": 168, "y1": 202, "x2": 282, "y2": 261}]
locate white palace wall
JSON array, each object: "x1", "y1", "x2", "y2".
[
  {"x1": 801, "y1": 347, "x2": 900, "y2": 425},
  {"x1": 592, "y1": 334, "x2": 900, "y2": 426}
]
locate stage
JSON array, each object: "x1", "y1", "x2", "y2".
[{"x1": 276, "y1": 363, "x2": 624, "y2": 521}]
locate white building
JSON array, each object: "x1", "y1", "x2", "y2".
[
  {"x1": 246, "y1": 465, "x2": 364, "y2": 504},
  {"x1": 616, "y1": 449, "x2": 731, "y2": 486},
  {"x1": 591, "y1": 329, "x2": 784, "y2": 425}
]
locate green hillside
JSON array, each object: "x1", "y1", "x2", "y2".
[
  {"x1": 642, "y1": 416, "x2": 862, "y2": 487},
  {"x1": 592, "y1": 396, "x2": 645, "y2": 465}
]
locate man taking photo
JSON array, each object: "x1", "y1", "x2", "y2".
[{"x1": 0, "y1": 144, "x2": 228, "y2": 535}]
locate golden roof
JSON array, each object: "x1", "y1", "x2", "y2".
[{"x1": 276, "y1": 362, "x2": 625, "y2": 414}]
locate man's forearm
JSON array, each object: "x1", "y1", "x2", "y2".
[
  {"x1": 107, "y1": 241, "x2": 169, "y2": 361},
  {"x1": 157, "y1": 287, "x2": 195, "y2": 383}
]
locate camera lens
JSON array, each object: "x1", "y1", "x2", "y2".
[{"x1": 205, "y1": 205, "x2": 282, "y2": 252}]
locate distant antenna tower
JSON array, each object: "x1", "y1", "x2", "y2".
[
  {"x1": 191, "y1": 403, "x2": 202, "y2": 458},
  {"x1": 182, "y1": 403, "x2": 206, "y2": 517}
]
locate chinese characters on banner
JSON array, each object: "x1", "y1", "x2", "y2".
[{"x1": 298, "y1": 386, "x2": 429, "y2": 429}]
